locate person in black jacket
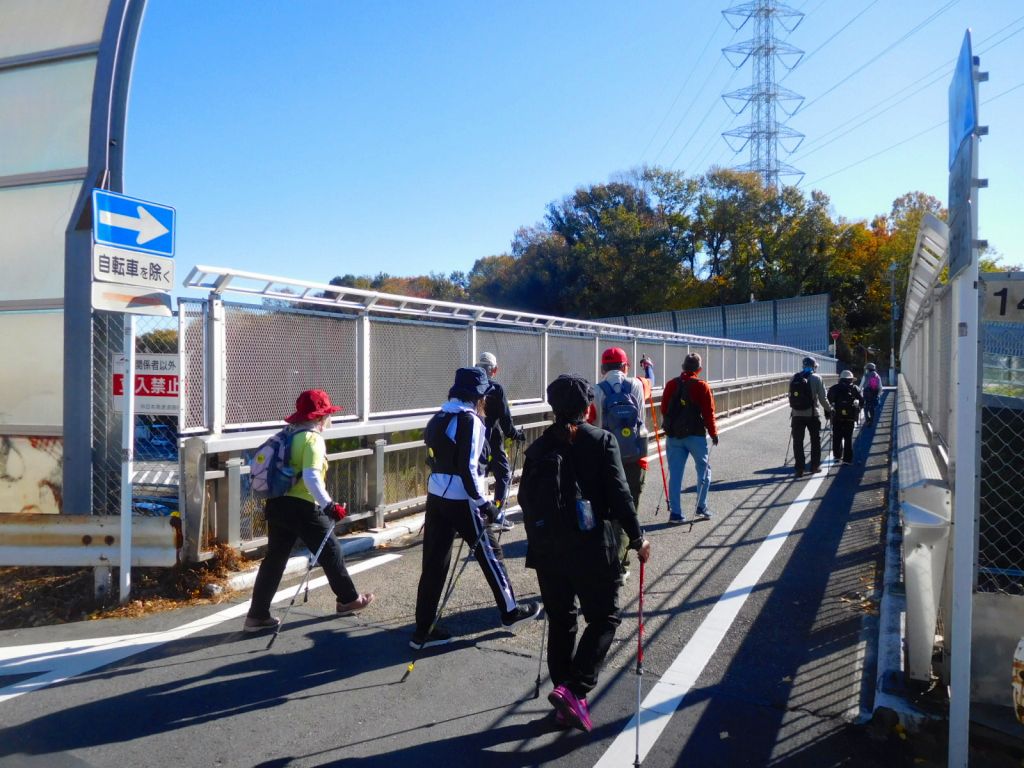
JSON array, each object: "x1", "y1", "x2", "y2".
[
  {"x1": 826, "y1": 370, "x2": 863, "y2": 465},
  {"x1": 410, "y1": 367, "x2": 540, "y2": 650},
  {"x1": 523, "y1": 374, "x2": 651, "y2": 733},
  {"x1": 478, "y1": 352, "x2": 526, "y2": 532}
]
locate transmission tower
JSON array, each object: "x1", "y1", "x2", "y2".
[{"x1": 720, "y1": 0, "x2": 805, "y2": 188}]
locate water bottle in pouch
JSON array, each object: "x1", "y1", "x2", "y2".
[{"x1": 576, "y1": 498, "x2": 596, "y2": 531}]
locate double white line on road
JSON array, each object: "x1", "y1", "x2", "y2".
[
  {"x1": 0, "y1": 553, "x2": 400, "y2": 705},
  {"x1": 596, "y1": 405, "x2": 830, "y2": 767}
]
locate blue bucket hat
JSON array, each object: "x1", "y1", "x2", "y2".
[{"x1": 448, "y1": 366, "x2": 490, "y2": 401}]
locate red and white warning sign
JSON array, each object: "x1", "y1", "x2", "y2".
[{"x1": 112, "y1": 353, "x2": 179, "y2": 415}]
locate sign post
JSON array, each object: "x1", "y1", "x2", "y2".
[
  {"x1": 91, "y1": 188, "x2": 176, "y2": 603},
  {"x1": 119, "y1": 316, "x2": 136, "y2": 604}
]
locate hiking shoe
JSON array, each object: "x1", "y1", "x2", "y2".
[
  {"x1": 843, "y1": 460, "x2": 853, "y2": 466},
  {"x1": 548, "y1": 685, "x2": 593, "y2": 732},
  {"x1": 809, "y1": 464, "x2": 822, "y2": 474},
  {"x1": 409, "y1": 626, "x2": 453, "y2": 650},
  {"x1": 337, "y1": 593, "x2": 375, "y2": 616},
  {"x1": 695, "y1": 509, "x2": 711, "y2": 521},
  {"x1": 243, "y1": 615, "x2": 280, "y2": 633},
  {"x1": 492, "y1": 519, "x2": 515, "y2": 533},
  {"x1": 668, "y1": 516, "x2": 685, "y2": 525},
  {"x1": 794, "y1": 469, "x2": 804, "y2": 479},
  {"x1": 501, "y1": 601, "x2": 542, "y2": 627}
]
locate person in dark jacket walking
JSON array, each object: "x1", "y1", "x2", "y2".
[
  {"x1": 790, "y1": 356, "x2": 832, "y2": 478},
  {"x1": 478, "y1": 352, "x2": 525, "y2": 533},
  {"x1": 522, "y1": 374, "x2": 651, "y2": 733},
  {"x1": 245, "y1": 389, "x2": 375, "y2": 632},
  {"x1": 827, "y1": 370, "x2": 863, "y2": 465},
  {"x1": 661, "y1": 353, "x2": 719, "y2": 523},
  {"x1": 410, "y1": 367, "x2": 540, "y2": 650}
]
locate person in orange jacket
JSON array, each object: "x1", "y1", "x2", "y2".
[{"x1": 660, "y1": 354, "x2": 719, "y2": 523}]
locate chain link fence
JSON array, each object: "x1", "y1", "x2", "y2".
[
  {"x1": 977, "y1": 315, "x2": 1024, "y2": 594},
  {"x1": 92, "y1": 310, "x2": 179, "y2": 518}
]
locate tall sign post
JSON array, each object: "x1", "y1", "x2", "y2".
[
  {"x1": 947, "y1": 30, "x2": 985, "y2": 768},
  {"x1": 91, "y1": 189, "x2": 175, "y2": 602}
]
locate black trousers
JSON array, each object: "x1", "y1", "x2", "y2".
[
  {"x1": 487, "y1": 427, "x2": 512, "y2": 504},
  {"x1": 863, "y1": 395, "x2": 878, "y2": 424},
  {"x1": 414, "y1": 493, "x2": 517, "y2": 631},
  {"x1": 791, "y1": 415, "x2": 822, "y2": 472},
  {"x1": 249, "y1": 495, "x2": 358, "y2": 618},
  {"x1": 832, "y1": 419, "x2": 855, "y2": 462},
  {"x1": 535, "y1": 560, "x2": 621, "y2": 698}
]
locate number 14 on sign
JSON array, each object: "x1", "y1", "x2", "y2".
[{"x1": 984, "y1": 277, "x2": 1024, "y2": 323}]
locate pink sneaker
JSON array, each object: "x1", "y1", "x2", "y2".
[{"x1": 547, "y1": 684, "x2": 593, "y2": 732}]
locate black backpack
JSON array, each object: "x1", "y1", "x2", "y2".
[
  {"x1": 518, "y1": 435, "x2": 581, "y2": 560},
  {"x1": 663, "y1": 377, "x2": 705, "y2": 438},
  {"x1": 832, "y1": 383, "x2": 860, "y2": 421},
  {"x1": 788, "y1": 371, "x2": 813, "y2": 410}
]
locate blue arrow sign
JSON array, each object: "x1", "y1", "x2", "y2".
[{"x1": 92, "y1": 189, "x2": 175, "y2": 258}]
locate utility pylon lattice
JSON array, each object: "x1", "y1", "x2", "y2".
[{"x1": 721, "y1": 0, "x2": 805, "y2": 188}]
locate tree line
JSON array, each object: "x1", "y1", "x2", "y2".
[{"x1": 326, "y1": 166, "x2": 1012, "y2": 370}]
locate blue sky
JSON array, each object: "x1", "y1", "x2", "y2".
[{"x1": 125, "y1": 0, "x2": 1024, "y2": 294}]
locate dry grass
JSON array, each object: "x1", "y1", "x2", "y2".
[{"x1": 0, "y1": 544, "x2": 246, "y2": 629}]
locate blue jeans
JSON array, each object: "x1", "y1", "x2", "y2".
[{"x1": 666, "y1": 435, "x2": 711, "y2": 519}]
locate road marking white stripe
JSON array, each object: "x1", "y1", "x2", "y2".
[
  {"x1": 594, "y1": 463, "x2": 832, "y2": 767},
  {"x1": 0, "y1": 553, "x2": 400, "y2": 705}
]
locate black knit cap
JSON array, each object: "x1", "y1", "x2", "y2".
[
  {"x1": 546, "y1": 374, "x2": 594, "y2": 419},
  {"x1": 448, "y1": 366, "x2": 490, "y2": 401}
]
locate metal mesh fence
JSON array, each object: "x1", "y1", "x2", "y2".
[
  {"x1": 475, "y1": 327, "x2": 545, "y2": 401},
  {"x1": 179, "y1": 300, "x2": 207, "y2": 433},
  {"x1": 602, "y1": 294, "x2": 830, "y2": 353},
  {"x1": 224, "y1": 303, "x2": 359, "y2": 426},
  {"x1": 371, "y1": 319, "x2": 469, "y2": 413},
  {"x1": 547, "y1": 334, "x2": 595, "y2": 381},
  {"x1": 977, "y1": 317, "x2": 1024, "y2": 594},
  {"x1": 92, "y1": 310, "x2": 179, "y2": 516}
]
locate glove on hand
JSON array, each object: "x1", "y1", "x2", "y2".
[
  {"x1": 477, "y1": 501, "x2": 497, "y2": 525},
  {"x1": 513, "y1": 428, "x2": 527, "y2": 443},
  {"x1": 712, "y1": 435, "x2": 719, "y2": 446},
  {"x1": 325, "y1": 502, "x2": 347, "y2": 521}
]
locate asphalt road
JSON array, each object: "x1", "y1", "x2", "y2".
[{"x1": 0, "y1": 393, "x2": 895, "y2": 768}]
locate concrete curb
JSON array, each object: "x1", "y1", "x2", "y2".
[{"x1": 226, "y1": 511, "x2": 427, "y2": 593}]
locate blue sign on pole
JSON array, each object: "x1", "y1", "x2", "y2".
[
  {"x1": 948, "y1": 30, "x2": 977, "y2": 171},
  {"x1": 92, "y1": 189, "x2": 175, "y2": 257}
]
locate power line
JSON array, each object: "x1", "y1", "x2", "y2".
[
  {"x1": 781, "y1": 0, "x2": 880, "y2": 80},
  {"x1": 804, "y1": 79, "x2": 1024, "y2": 187},
  {"x1": 638, "y1": 14, "x2": 727, "y2": 162},
  {"x1": 793, "y1": 0, "x2": 962, "y2": 117},
  {"x1": 792, "y1": 17, "x2": 1024, "y2": 162},
  {"x1": 668, "y1": 67, "x2": 742, "y2": 171}
]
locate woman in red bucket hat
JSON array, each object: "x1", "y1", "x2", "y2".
[{"x1": 245, "y1": 389, "x2": 375, "y2": 631}]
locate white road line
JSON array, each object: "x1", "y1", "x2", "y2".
[
  {"x1": 594, "y1": 463, "x2": 833, "y2": 767},
  {"x1": 0, "y1": 552, "x2": 401, "y2": 705}
]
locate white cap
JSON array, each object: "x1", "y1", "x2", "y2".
[{"x1": 478, "y1": 352, "x2": 497, "y2": 368}]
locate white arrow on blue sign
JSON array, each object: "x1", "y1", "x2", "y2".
[{"x1": 92, "y1": 189, "x2": 175, "y2": 258}]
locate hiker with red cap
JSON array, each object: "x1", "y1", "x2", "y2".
[
  {"x1": 587, "y1": 347, "x2": 648, "y2": 578},
  {"x1": 245, "y1": 389, "x2": 375, "y2": 632}
]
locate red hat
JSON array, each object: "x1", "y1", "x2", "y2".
[
  {"x1": 601, "y1": 347, "x2": 629, "y2": 365},
  {"x1": 285, "y1": 389, "x2": 343, "y2": 424}
]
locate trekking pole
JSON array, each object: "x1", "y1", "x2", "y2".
[
  {"x1": 634, "y1": 559, "x2": 646, "y2": 768},
  {"x1": 266, "y1": 523, "x2": 336, "y2": 650},
  {"x1": 646, "y1": 388, "x2": 670, "y2": 516},
  {"x1": 696, "y1": 442, "x2": 714, "y2": 517},
  {"x1": 400, "y1": 526, "x2": 488, "y2": 682},
  {"x1": 533, "y1": 612, "x2": 547, "y2": 699}
]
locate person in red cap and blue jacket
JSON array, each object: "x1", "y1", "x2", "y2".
[
  {"x1": 245, "y1": 389, "x2": 375, "y2": 632},
  {"x1": 587, "y1": 347, "x2": 648, "y2": 578}
]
